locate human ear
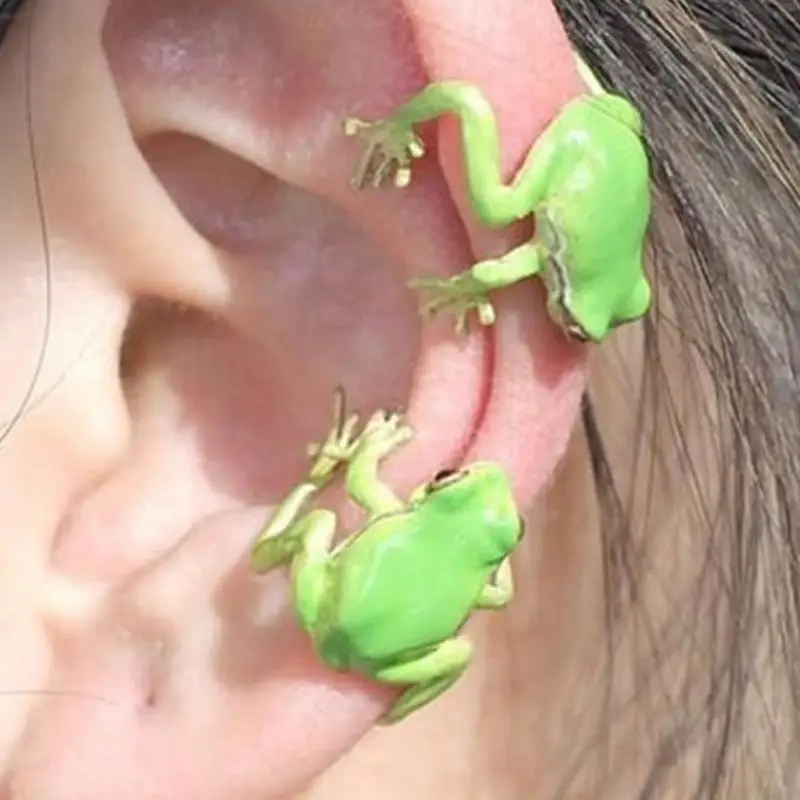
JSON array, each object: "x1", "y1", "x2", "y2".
[{"x1": 5, "y1": 1, "x2": 590, "y2": 797}]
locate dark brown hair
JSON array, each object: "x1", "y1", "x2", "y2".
[{"x1": 559, "y1": 0, "x2": 800, "y2": 796}]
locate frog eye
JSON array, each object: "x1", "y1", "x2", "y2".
[
  {"x1": 433, "y1": 469, "x2": 457, "y2": 482},
  {"x1": 427, "y1": 468, "x2": 463, "y2": 492}
]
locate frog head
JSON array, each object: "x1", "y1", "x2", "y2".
[
  {"x1": 538, "y1": 200, "x2": 652, "y2": 343},
  {"x1": 410, "y1": 462, "x2": 524, "y2": 561}
]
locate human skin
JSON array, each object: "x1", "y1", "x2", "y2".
[{"x1": 0, "y1": 0, "x2": 648, "y2": 798}]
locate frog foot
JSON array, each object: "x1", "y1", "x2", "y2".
[
  {"x1": 306, "y1": 388, "x2": 363, "y2": 486},
  {"x1": 356, "y1": 408, "x2": 415, "y2": 461},
  {"x1": 343, "y1": 117, "x2": 426, "y2": 190},
  {"x1": 407, "y1": 274, "x2": 497, "y2": 335}
]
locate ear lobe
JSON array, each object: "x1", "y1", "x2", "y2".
[{"x1": 26, "y1": 508, "x2": 395, "y2": 800}]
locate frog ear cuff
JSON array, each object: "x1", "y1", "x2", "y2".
[
  {"x1": 250, "y1": 389, "x2": 524, "y2": 723},
  {"x1": 343, "y1": 50, "x2": 653, "y2": 344},
  {"x1": 250, "y1": 51, "x2": 654, "y2": 725}
]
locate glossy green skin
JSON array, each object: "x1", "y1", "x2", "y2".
[
  {"x1": 527, "y1": 95, "x2": 652, "y2": 341},
  {"x1": 251, "y1": 407, "x2": 522, "y2": 723},
  {"x1": 311, "y1": 464, "x2": 519, "y2": 667},
  {"x1": 344, "y1": 71, "x2": 653, "y2": 342}
]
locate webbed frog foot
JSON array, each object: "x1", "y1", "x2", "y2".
[
  {"x1": 356, "y1": 408, "x2": 415, "y2": 460},
  {"x1": 407, "y1": 273, "x2": 496, "y2": 335},
  {"x1": 306, "y1": 388, "x2": 364, "y2": 485},
  {"x1": 343, "y1": 117, "x2": 425, "y2": 190}
]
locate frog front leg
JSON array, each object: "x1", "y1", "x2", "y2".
[
  {"x1": 250, "y1": 406, "x2": 415, "y2": 643},
  {"x1": 376, "y1": 637, "x2": 473, "y2": 724},
  {"x1": 343, "y1": 81, "x2": 555, "y2": 227},
  {"x1": 253, "y1": 509, "x2": 338, "y2": 636},
  {"x1": 250, "y1": 388, "x2": 360, "y2": 573},
  {"x1": 408, "y1": 241, "x2": 544, "y2": 334},
  {"x1": 344, "y1": 82, "x2": 558, "y2": 334},
  {"x1": 250, "y1": 399, "x2": 414, "y2": 572},
  {"x1": 343, "y1": 408, "x2": 414, "y2": 520}
]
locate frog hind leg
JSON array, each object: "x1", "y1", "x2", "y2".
[
  {"x1": 375, "y1": 637, "x2": 473, "y2": 724},
  {"x1": 475, "y1": 556, "x2": 515, "y2": 610},
  {"x1": 290, "y1": 510, "x2": 340, "y2": 634},
  {"x1": 252, "y1": 509, "x2": 337, "y2": 634}
]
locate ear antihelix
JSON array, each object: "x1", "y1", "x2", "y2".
[
  {"x1": 249, "y1": 389, "x2": 522, "y2": 723},
  {"x1": 342, "y1": 49, "x2": 653, "y2": 346}
]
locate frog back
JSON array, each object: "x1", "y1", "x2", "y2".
[
  {"x1": 322, "y1": 511, "x2": 493, "y2": 668},
  {"x1": 547, "y1": 96, "x2": 651, "y2": 256},
  {"x1": 539, "y1": 96, "x2": 653, "y2": 339}
]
